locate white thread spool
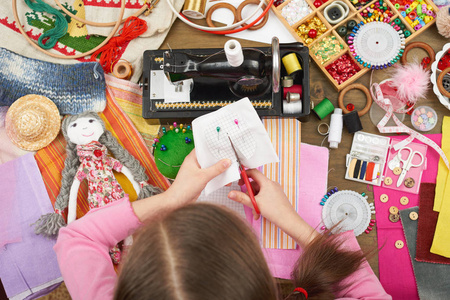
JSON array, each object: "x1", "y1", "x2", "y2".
[
  {"x1": 328, "y1": 108, "x2": 343, "y2": 149},
  {"x1": 224, "y1": 39, "x2": 244, "y2": 67},
  {"x1": 282, "y1": 100, "x2": 302, "y2": 114}
]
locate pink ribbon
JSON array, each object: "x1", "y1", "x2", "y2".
[{"x1": 370, "y1": 81, "x2": 449, "y2": 169}]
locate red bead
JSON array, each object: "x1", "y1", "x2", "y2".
[
  {"x1": 313, "y1": 0, "x2": 322, "y2": 7},
  {"x1": 308, "y1": 29, "x2": 317, "y2": 38},
  {"x1": 371, "y1": 219, "x2": 376, "y2": 223},
  {"x1": 367, "y1": 226, "x2": 373, "y2": 231},
  {"x1": 346, "y1": 103, "x2": 355, "y2": 111},
  {"x1": 94, "y1": 149, "x2": 102, "y2": 158},
  {"x1": 365, "y1": 229, "x2": 370, "y2": 234}
]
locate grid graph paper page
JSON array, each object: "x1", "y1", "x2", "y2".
[{"x1": 197, "y1": 182, "x2": 245, "y2": 218}]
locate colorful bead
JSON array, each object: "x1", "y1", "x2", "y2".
[
  {"x1": 180, "y1": 124, "x2": 184, "y2": 129},
  {"x1": 162, "y1": 127, "x2": 166, "y2": 134},
  {"x1": 154, "y1": 138, "x2": 159, "y2": 143},
  {"x1": 169, "y1": 125, "x2": 174, "y2": 130},
  {"x1": 182, "y1": 128, "x2": 186, "y2": 133},
  {"x1": 175, "y1": 128, "x2": 179, "y2": 133},
  {"x1": 173, "y1": 122, "x2": 177, "y2": 128},
  {"x1": 160, "y1": 145, "x2": 167, "y2": 151},
  {"x1": 281, "y1": 0, "x2": 312, "y2": 26},
  {"x1": 346, "y1": 103, "x2": 355, "y2": 111},
  {"x1": 187, "y1": 125, "x2": 191, "y2": 130}
]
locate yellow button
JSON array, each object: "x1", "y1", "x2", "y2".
[
  {"x1": 393, "y1": 167, "x2": 402, "y2": 175},
  {"x1": 384, "y1": 177, "x2": 393, "y2": 185},
  {"x1": 395, "y1": 240, "x2": 404, "y2": 249},
  {"x1": 380, "y1": 194, "x2": 389, "y2": 203},
  {"x1": 389, "y1": 206, "x2": 399, "y2": 214},
  {"x1": 400, "y1": 196, "x2": 409, "y2": 205},
  {"x1": 409, "y1": 211, "x2": 418, "y2": 220}
]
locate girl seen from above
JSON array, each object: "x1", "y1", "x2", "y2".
[{"x1": 54, "y1": 115, "x2": 391, "y2": 300}]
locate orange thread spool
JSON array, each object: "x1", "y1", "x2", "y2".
[{"x1": 113, "y1": 61, "x2": 133, "y2": 80}]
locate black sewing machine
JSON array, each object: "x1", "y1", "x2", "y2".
[{"x1": 141, "y1": 38, "x2": 310, "y2": 119}]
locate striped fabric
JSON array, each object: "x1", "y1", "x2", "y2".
[
  {"x1": 34, "y1": 88, "x2": 170, "y2": 219},
  {"x1": 105, "y1": 74, "x2": 161, "y2": 148},
  {"x1": 261, "y1": 118, "x2": 301, "y2": 249}
]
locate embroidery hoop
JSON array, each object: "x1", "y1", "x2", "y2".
[
  {"x1": 430, "y1": 43, "x2": 450, "y2": 110},
  {"x1": 338, "y1": 83, "x2": 373, "y2": 117}
]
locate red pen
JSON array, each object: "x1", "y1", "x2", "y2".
[{"x1": 228, "y1": 136, "x2": 260, "y2": 214}]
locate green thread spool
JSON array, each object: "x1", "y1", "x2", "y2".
[
  {"x1": 282, "y1": 53, "x2": 302, "y2": 75},
  {"x1": 313, "y1": 98, "x2": 335, "y2": 119}
]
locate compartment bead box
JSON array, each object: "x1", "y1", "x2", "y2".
[{"x1": 270, "y1": 0, "x2": 439, "y2": 91}]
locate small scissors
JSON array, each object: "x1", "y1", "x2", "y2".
[
  {"x1": 228, "y1": 136, "x2": 260, "y2": 214},
  {"x1": 396, "y1": 147, "x2": 425, "y2": 187}
]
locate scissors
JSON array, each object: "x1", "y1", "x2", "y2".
[
  {"x1": 396, "y1": 147, "x2": 425, "y2": 188},
  {"x1": 228, "y1": 136, "x2": 260, "y2": 214}
]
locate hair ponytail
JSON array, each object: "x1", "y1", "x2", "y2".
[{"x1": 285, "y1": 231, "x2": 368, "y2": 300}]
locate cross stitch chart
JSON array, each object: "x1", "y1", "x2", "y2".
[
  {"x1": 205, "y1": 112, "x2": 256, "y2": 161},
  {"x1": 193, "y1": 98, "x2": 278, "y2": 195}
]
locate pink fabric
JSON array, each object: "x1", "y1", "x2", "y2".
[
  {"x1": 54, "y1": 197, "x2": 141, "y2": 300},
  {"x1": 247, "y1": 143, "x2": 328, "y2": 279},
  {"x1": 247, "y1": 143, "x2": 390, "y2": 299},
  {"x1": 374, "y1": 134, "x2": 441, "y2": 300}
]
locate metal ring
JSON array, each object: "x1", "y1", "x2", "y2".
[
  {"x1": 236, "y1": 0, "x2": 269, "y2": 30},
  {"x1": 317, "y1": 123, "x2": 330, "y2": 135},
  {"x1": 206, "y1": 3, "x2": 238, "y2": 28},
  {"x1": 338, "y1": 83, "x2": 373, "y2": 117}
]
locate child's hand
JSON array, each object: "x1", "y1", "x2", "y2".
[{"x1": 166, "y1": 149, "x2": 231, "y2": 207}]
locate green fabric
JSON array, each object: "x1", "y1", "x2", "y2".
[{"x1": 154, "y1": 129, "x2": 194, "y2": 179}]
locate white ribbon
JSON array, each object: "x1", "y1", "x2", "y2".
[{"x1": 370, "y1": 79, "x2": 449, "y2": 169}]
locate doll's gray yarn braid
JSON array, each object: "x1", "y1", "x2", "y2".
[{"x1": 34, "y1": 111, "x2": 162, "y2": 237}]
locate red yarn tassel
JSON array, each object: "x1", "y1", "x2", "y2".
[{"x1": 90, "y1": 16, "x2": 147, "y2": 73}]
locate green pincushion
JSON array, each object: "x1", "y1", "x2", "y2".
[{"x1": 154, "y1": 125, "x2": 194, "y2": 179}]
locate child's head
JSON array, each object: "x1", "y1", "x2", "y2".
[{"x1": 115, "y1": 203, "x2": 279, "y2": 300}]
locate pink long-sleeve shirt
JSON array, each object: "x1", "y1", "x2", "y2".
[{"x1": 54, "y1": 198, "x2": 391, "y2": 300}]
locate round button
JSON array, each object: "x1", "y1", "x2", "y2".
[
  {"x1": 400, "y1": 196, "x2": 409, "y2": 205},
  {"x1": 384, "y1": 177, "x2": 393, "y2": 185},
  {"x1": 395, "y1": 240, "x2": 404, "y2": 249},
  {"x1": 389, "y1": 206, "x2": 399, "y2": 214},
  {"x1": 404, "y1": 177, "x2": 415, "y2": 188},
  {"x1": 393, "y1": 167, "x2": 402, "y2": 175},
  {"x1": 389, "y1": 213, "x2": 400, "y2": 223},
  {"x1": 380, "y1": 194, "x2": 389, "y2": 203},
  {"x1": 409, "y1": 211, "x2": 419, "y2": 220}
]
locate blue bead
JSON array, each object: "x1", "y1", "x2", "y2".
[
  {"x1": 187, "y1": 125, "x2": 191, "y2": 130},
  {"x1": 362, "y1": 192, "x2": 366, "y2": 196},
  {"x1": 334, "y1": 187, "x2": 338, "y2": 192},
  {"x1": 325, "y1": 195, "x2": 329, "y2": 199},
  {"x1": 322, "y1": 198, "x2": 326, "y2": 202},
  {"x1": 331, "y1": 189, "x2": 335, "y2": 194},
  {"x1": 350, "y1": 33, "x2": 355, "y2": 37},
  {"x1": 320, "y1": 202, "x2": 325, "y2": 206},
  {"x1": 327, "y1": 192, "x2": 331, "y2": 196}
]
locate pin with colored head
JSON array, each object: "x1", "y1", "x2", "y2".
[
  {"x1": 234, "y1": 119, "x2": 240, "y2": 129},
  {"x1": 216, "y1": 126, "x2": 220, "y2": 140}
]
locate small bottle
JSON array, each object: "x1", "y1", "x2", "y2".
[{"x1": 328, "y1": 108, "x2": 343, "y2": 149}]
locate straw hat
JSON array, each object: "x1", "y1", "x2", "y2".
[{"x1": 5, "y1": 94, "x2": 61, "y2": 151}]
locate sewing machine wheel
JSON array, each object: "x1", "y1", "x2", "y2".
[{"x1": 229, "y1": 76, "x2": 270, "y2": 97}]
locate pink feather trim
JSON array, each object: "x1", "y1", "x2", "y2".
[{"x1": 388, "y1": 63, "x2": 430, "y2": 105}]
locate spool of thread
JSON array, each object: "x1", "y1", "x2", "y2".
[
  {"x1": 282, "y1": 76, "x2": 294, "y2": 87},
  {"x1": 328, "y1": 108, "x2": 343, "y2": 149},
  {"x1": 282, "y1": 53, "x2": 302, "y2": 75},
  {"x1": 343, "y1": 110, "x2": 363, "y2": 133},
  {"x1": 283, "y1": 84, "x2": 302, "y2": 99},
  {"x1": 224, "y1": 39, "x2": 244, "y2": 67},
  {"x1": 182, "y1": 0, "x2": 208, "y2": 19},
  {"x1": 283, "y1": 100, "x2": 302, "y2": 114},
  {"x1": 113, "y1": 61, "x2": 132, "y2": 80},
  {"x1": 312, "y1": 97, "x2": 334, "y2": 120},
  {"x1": 286, "y1": 92, "x2": 301, "y2": 103}
]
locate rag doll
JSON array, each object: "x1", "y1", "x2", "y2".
[{"x1": 34, "y1": 111, "x2": 162, "y2": 262}]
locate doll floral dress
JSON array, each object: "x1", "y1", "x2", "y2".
[{"x1": 76, "y1": 140, "x2": 126, "y2": 263}]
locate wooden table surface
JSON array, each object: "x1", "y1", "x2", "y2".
[{"x1": 160, "y1": 19, "x2": 449, "y2": 280}]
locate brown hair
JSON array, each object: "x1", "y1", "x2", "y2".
[
  {"x1": 115, "y1": 204, "x2": 367, "y2": 300},
  {"x1": 115, "y1": 203, "x2": 278, "y2": 300},
  {"x1": 285, "y1": 230, "x2": 368, "y2": 300}
]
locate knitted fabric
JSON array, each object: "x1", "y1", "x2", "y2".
[{"x1": 0, "y1": 47, "x2": 106, "y2": 115}]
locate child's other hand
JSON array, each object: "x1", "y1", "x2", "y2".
[
  {"x1": 166, "y1": 149, "x2": 231, "y2": 207},
  {"x1": 228, "y1": 169, "x2": 296, "y2": 224}
]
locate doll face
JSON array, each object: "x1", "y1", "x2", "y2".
[{"x1": 67, "y1": 117, "x2": 104, "y2": 145}]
